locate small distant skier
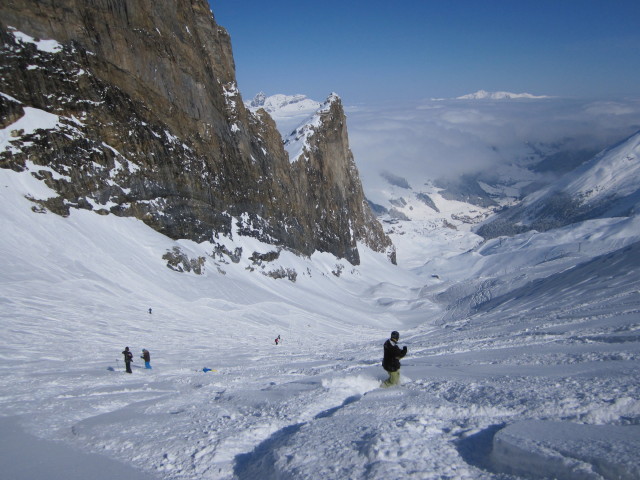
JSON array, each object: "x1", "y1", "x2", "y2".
[
  {"x1": 141, "y1": 349, "x2": 152, "y2": 369},
  {"x1": 122, "y1": 346, "x2": 133, "y2": 373},
  {"x1": 275, "y1": 335, "x2": 281, "y2": 345},
  {"x1": 381, "y1": 331, "x2": 407, "y2": 387},
  {"x1": 148, "y1": 308, "x2": 152, "y2": 314}
]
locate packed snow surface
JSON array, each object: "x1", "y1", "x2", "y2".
[
  {"x1": 2, "y1": 102, "x2": 640, "y2": 479},
  {"x1": 1, "y1": 173, "x2": 639, "y2": 479}
]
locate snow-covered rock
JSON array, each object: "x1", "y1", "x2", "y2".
[
  {"x1": 246, "y1": 92, "x2": 321, "y2": 138},
  {"x1": 248, "y1": 92, "x2": 321, "y2": 114}
]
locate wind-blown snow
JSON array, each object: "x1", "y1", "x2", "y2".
[{"x1": 1, "y1": 96, "x2": 640, "y2": 480}]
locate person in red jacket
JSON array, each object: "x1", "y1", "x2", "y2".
[{"x1": 381, "y1": 331, "x2": 407, "y2": 387}]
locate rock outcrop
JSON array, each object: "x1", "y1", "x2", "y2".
[{"x1": 0, "y1": 0, "x2": 394, "y2": 265}]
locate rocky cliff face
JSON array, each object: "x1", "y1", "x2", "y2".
[{"x1": 0, "y1": 0, "x2": 394, "y2": 265}]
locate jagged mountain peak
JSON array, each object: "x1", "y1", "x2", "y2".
[
  {"x1": 283, "y1": 93, "x2": 343, "y2": 163},
  {"x1": 0, "y1": 1, "x2": 393, "y2": 265}
]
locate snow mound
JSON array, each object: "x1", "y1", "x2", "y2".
[
  {"x1": 491, "y1": 420, "x2": 640, "y2": 480},
  {"x1": 321, "y1": 374, "x2": 380, "y2": 396}
]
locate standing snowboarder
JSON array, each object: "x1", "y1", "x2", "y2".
[
  {"x1": 141, "y1": 349, "x2": 152, "y2": 369},
  {"x1": 382, "y1": 331, "x2": 407, "y2": 387},
  {"x1": 122, "y1": 346, "x2": 133, "y2": 373},
  {"x1": 275, "y1": 335, "x2": 281, "y2": 345}
]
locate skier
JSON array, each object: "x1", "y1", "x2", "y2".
[
  {"x1": 122, "y1": 346, "x2": 133, "y2": 373},
  {"x1": 275, "y1": 335, "x2": 281, "y2": 345},
  {"x1": 141, "y1": 349, "x2": 152, "y2": 369},
  {"x1": 381, "y1": 331, "x2": 407, "y2": 387},
  {"x1": 148, "y1": 308, "x2": 152, "y2": 314}
]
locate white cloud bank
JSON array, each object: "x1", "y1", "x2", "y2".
[{"x1": 346, "y1": 97, "x2": 640, "y2": 197}]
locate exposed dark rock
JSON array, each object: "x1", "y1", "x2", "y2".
[
  {"x1": 264, "y1": 267, "x2": 297, "y2": 282},
  {"x1": 381, "y1": 170, "x2": 411, "y2": 189},
  {"x1": 367, "y1": 199, "x2": 388, "y2": 216},
  {"x1": 0, "y1": 0, "x2": 394, "y2": 265},
  {"x1": 435, "y1": 174, "x2": 498, "y2": 208},
  {"x1": 416, "y1": 192, "x2": 440, "y2": 212},
  {"x1": 389, "y1": 197, "x2": 407, "y2": 208},
  {"x1": 162, "y1": 247, "x2": 206, "y2": 274},
  {"x1": 250, "y1": 250, "x2": 280, "y2": 265},
  {"x1": 388, "y1": 208, "x2": 410, "y2": 221}
]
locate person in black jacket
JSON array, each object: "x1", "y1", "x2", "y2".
[
  {"x1": 382, "y1": 331, "x2": 407, "y2": 387},
  {"x1": 122, "y1": 346, "x2": 133, "y2": 373}
]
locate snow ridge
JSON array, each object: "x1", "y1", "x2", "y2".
[
  {"x1": 282, "y1": 94, "x2": 340, "y2": 163},
  {"x1": 248, "y1": 92, "x2": 321, "y2": 114}
]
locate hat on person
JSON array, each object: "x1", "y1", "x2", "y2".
[{"x1": 390, "y1": 331, "x2": 399, "y2": 341}]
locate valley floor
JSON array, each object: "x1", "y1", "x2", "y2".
[{"x1": 1, "y1": 252, "x2": 639, "y2": 480}]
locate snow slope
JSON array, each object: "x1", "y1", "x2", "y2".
[
  {"x1": 246, "y1": 92, "x2": 320, "y2": 139},
  {"x1": 2, "y1": 127, "x2": 640, "y2": 480},
  {"x1": 476, "y1": 130, "x2": 640, "y2": 238}
]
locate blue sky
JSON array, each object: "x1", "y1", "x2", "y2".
[{"x1": 210, "y1": 1, "x2": 640, "y2": 104}]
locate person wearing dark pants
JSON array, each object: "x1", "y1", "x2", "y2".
[
  {"x1": 122, "y1": 346, "x2": 133, "y2": 373},
  {"x1": 382, "y1": 331, "x2": 407, "y2": 387}
]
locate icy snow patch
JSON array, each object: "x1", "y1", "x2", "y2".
[
  {"x1": 1, "y1": 107, "x2": 60, "y2": 153},
  {"x1": 10, "y1": 28, "x2": 63, "y2": 53}
]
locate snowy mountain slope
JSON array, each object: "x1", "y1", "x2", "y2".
[
  {"x1": 246, "y1": 93, "x2": 501, "y2": 267},
  {"x1": 248, "y1": 92, "x2": 321, "y2": 115},
  {"x1": 417, "y1": 214, "x2": 640, "y2": 323},
  {"x1": 2, "y1": 133, "x2": 640, "y2": 480},
  {"x1": 343, "y1": 95, "x2": 640, "y2": 221},
  {"x1": 477, "y1": 130, "x2": 640, "y2": 238},
  {"x1": 246, "y1": 92, "x2": 321, "y2": 139},
  {"x1": 250, "y1": 92, "x2": 640, "y2": 269},
  {"x1": 280, "y1": 93, "x2": 340, "y2": 163}
]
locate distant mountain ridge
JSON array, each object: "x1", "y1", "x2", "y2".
[
  {"x1": 477, "y1": 130, "x2": 640, "y2": 238},
  {"x1": 248, "y1": 92, "x2": 321, "y2": 114},
  {"x1": 457, "y1": 90, "x2": 550, "y2": 100}
]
